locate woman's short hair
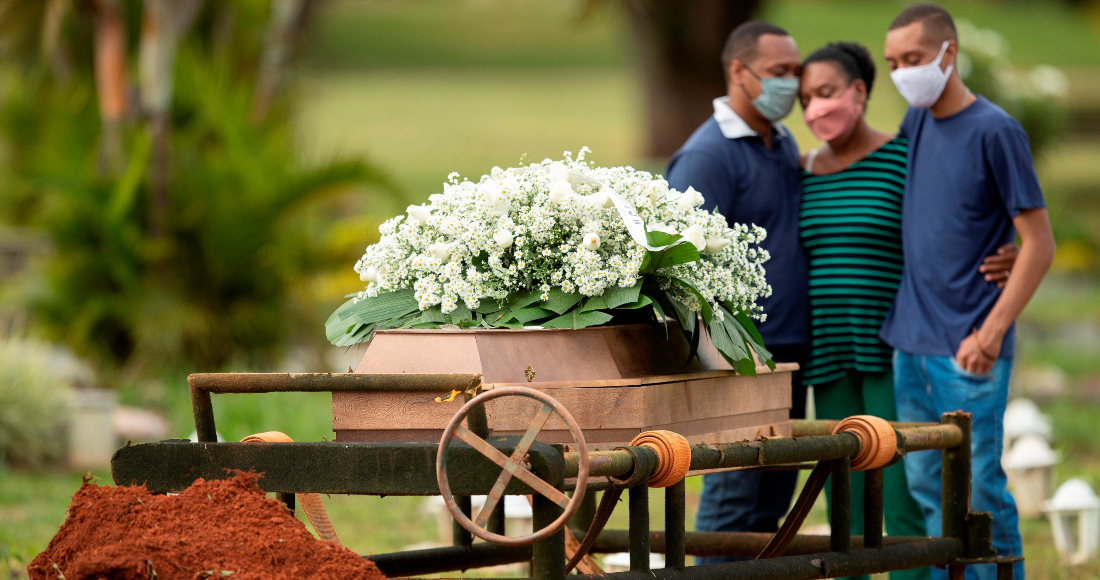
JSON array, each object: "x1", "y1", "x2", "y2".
[{"x1": 803, "y1": 42, "x2": 877, "y2": 97}]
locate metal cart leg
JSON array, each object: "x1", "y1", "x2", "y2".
[
  {"x1": 864, "y1": 467, "x2": 884, "y2": 550},
  {"x1": 665, "y1": 479, "x2": 686, "y2": 569},
  {"x1": 831, "y1": 457, "x2": 851, "y2": 553},
  {"x1": 630, "y1": 484, "x2": 651, "y2": 571},
  {"x1": 532, "y1": 493, "x2": 565, "y2": 580}
]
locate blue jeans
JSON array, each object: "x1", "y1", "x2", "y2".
[
  {"x1": 695, "y1": 344, "x2": 807, "y2": 565},
  {"x1": 695, "y1": 470, "x2": 800, "y2": 564},
  {"x1": 893, "y1": 351, "x2": 1023, "y2": 580}
]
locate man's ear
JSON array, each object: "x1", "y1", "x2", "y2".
[
  {"x1": 943, "y1": 40, "x2": 960, "y2": 69},
  {"x1": 727, "y1": 60, "x2": 744, "y2": 86}
]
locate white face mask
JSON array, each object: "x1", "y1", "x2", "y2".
[{"x1": 890, "y1": 41, "x2": 954, "y2": 109}]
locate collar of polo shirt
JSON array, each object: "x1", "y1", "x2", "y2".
[{"x1": 712, "y1": 97, "x2": 789, "y2": 140}]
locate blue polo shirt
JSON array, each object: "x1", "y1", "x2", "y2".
[
  {"x1": 666, "y1": 98, "x2": 809, "y2": 346},
  {"x1": 880, "y1": 96, "x2": 1046, "y2": 359}
]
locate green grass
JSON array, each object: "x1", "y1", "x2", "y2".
[
  {"x1": 305, "y1": 0, "x2": 1100, "y2": 70},
  {"x1": 304, "y1": 0, "x2": 625, "y2": 69},
  {"x1": 294, "y1": 68, "x2": 646, "y2": 207}
]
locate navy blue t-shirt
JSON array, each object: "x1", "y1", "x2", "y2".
[
  {"x1": 666, "y1": 117, "x2": 809, "y2": 346},
  {"x1": 880, "y1": 96, "x2": 1045, "y2": 359}
]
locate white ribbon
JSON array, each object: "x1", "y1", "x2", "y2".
[{"x1": 518, "y1": 166, "x2": 684, "y2": 252}]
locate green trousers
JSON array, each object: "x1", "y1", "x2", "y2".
[{"x1": 814, "y1": 371, "x2": 930, "y2": 580}]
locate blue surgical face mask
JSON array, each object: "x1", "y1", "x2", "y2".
[{"x1": 742, "y1": 65, "x2": 800, "y2": 122}]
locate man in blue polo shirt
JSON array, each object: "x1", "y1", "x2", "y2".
[
  {"x1": 881, "y1": 5, "x2": 1055, "y2": 580},
  {"x1": 666, "y1": 21, "x2": 807, "y2": 561}
]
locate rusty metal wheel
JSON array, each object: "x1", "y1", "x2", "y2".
[{"x1": 435, "y1": 386, "x2": 588, "y2": 546}]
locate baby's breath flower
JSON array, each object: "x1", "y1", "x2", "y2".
[{"x1": 350, "y1": 152, "x2": 771, "y2": 318}]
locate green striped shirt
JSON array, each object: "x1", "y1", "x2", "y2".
[{"x1": 799, "y1": 137, "x2": 908, "y2": 385}]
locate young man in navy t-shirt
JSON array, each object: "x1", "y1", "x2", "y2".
[
  {"x1": 666, "y1": 21, "x2": 807, "y2": 563},
  {"x1": 880, "y1": 5, "x2": 1055, "y2": 580}
]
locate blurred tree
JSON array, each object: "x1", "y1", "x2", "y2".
[
  {"x1": 619, "y1": 0, "x2": 762, "y2": 157},
  {"x1": 0, "y1": 1, "x2": 394, "y2": 371}
]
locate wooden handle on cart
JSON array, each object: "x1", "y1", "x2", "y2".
[{"x1": 831, "y1": 416, "x2": 897, "y2": 471}]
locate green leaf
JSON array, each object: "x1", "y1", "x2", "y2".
[
  {"x1": 448, "y1": 303, "x2": 472, "y2": 323},
  {"x1": 640, "y1": 243, "x2": 701, "y2": 275},
  {"x1": 379, "y1": 311, "x2": 420, "y2": 330},
  {"x1": 728, "y1": 305, "x2": 766, "y2": 346},
  {"x1": 718, "y1": 319, "x2": 751, "y2": 362},
  {"x1": 511, "y1": 306, "x2": 555, "y2": 325},
  {"x1": 474, "y1": 300, "x2": 503, "y2": 314},
  {"x1": 541, "y1": 310, "x2": 614, "y2": 329},
  {"x1": 723, "y1": 304, "x2": 775, "y2": 370},
  {"x1": 338, "y1": 289, "x2": 418, "y2": 325},
  {"x1": 707, "y1": 318, "x2": 738, "y2": 360},
  {"x1": 642, "y1": 230, "x2": 677, "y2": 246},
  {"x1": 332, "y1": 323, "x2": 374, "y2": 347},
  {"x1": 326, "y1": 298, "x2": 357, "y2": 342},
  {"x1": 736, "y1": 357, "x2": 758, "y2": 377},
  {"x1": 671, "y1": 278, "x2": 713, "y2": 326},
  {"x1": 603, "y1": 281, "x2": 642, "y2": 308},
  {"x1": 615, "y1": 294, "x2": 653, "y2": 310},
  {"x1": 496, "y1": 289, "x2": 542, "y2": 322},
  {"x1": 680, "y1": 318, "x2": 701, "y2": 371},
  {"x1": 470, "y1": 250, "x2": 490, "y2": 271},
  {"x1": 641, "y1": 292, "x2": 670, "y2": 339},
  {"x1": 666, "y1": 290, "x2": 696, "y2": 337},
  {"x1": 578, "y1": 295, "x2": 608, "y2": 312},
  {"x1": 421, "y1": 306, "x2": 446, "y2": 324},
  {"x1": 108, "y1": 132, "x2": 152, "y2": 225},
  {"x1": 407, "y1": 321, "x2": 442, "y2": 329},
  {"x1": 540, "y1": 288, "x2": 583, "y2": 315}
]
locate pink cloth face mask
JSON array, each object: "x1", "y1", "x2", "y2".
[{"x1": 803, "y1": 84, "x2": 864, "y2": 142}]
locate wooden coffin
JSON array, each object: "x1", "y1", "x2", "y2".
[{"x1": 333, "y1": 323, "x2": 795, "y2": 448}]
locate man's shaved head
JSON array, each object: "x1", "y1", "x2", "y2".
[
  {"x1": 722, "y1": 21, "x2": 791, "y2": 72},
  {"x1": 889, "y1": 3, "x2": 958, "y2": 45}
]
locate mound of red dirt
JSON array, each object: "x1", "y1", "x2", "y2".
[{"x1": 29, "y1": 473, "x2": 386, "y2": 580}]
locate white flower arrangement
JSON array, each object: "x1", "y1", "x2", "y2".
[{"x1": 327, "y1": 149, "x2": 775, "y2": 374}]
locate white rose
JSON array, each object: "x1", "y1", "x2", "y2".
[
  {"x1": 375, "y1": 264, "x2": 391, "y2": 287},
  {"x1": 479, "y1": 179, "x2": 502, "y2": 203},
  {"x1": 378, "y1": 235, "x2": 397, "y2": 247},
  {"x1": 677, "y1": 187, "x2": 704, "y2": 211},
  {"x1": 429, "y1": 242, "x2": 452, "y2": 262},
  {"x1": 596, "y1": 188, "x2": 616, "y2": 209},
  {"x1": 649, "y1": 179, "x2": 668, "y2": 204},
  {"x1": 360, "y1": 266, "x2": 378, "y2": 283},
  {"x1": 428, "y1": 193, "x2": 445, "y2": 203},
  {"x1": 705, "y1": 236, "x2": 731, "y2": 254},
  {"x1": 547, "y1": 162, "x2": 570, "y2": 182},
  {"x1": 494, "y1": 229, "x2": 514, "y2": 248},
  {"x1": 407, "y1": 204, "x2": 432, "y2": 225},
  {"x1": 490, "y1": 196, "x2": 510, "y2": 217},
  {"x1": 549, "y1": 180, "x2": 572, "y2": 203},
  {"x1": 581, "y1": 233, "x2": 601, "y2": 251},
  {"x1": 680, "y1": 225, "x2": 706, "y2": 251},
  {"x1": 502, "y1": 175, "x2": 521, "y2": 192}
]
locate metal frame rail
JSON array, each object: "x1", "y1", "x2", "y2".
[{"x1": 111, "y1": 373, "x2": 1021, "y2": 580}]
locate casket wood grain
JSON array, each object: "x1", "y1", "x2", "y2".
[{"x1": 333, "y1": 324, "x2": 795, "y2": 448}]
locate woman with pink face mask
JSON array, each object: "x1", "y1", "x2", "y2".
[
  {"x1": 798, "y1": 43, "x2": 929, "y2": 580},
  {"x1": 797, "y1": 44, "x2": 1018, "y2": 580}
]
